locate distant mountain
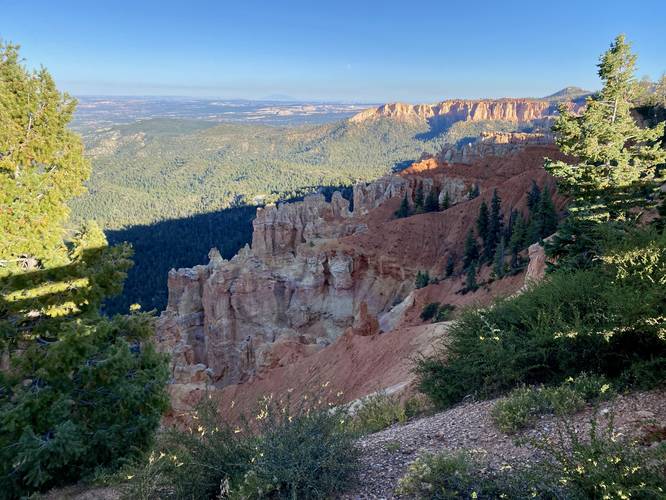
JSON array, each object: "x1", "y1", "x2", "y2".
[
  {"x1": 349, "y1": 99, "x2": 563, "y2": 125},
  {"x1": 543, "y1": 86, "x2": 592, "y2": 101}
]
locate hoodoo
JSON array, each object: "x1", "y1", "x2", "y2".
[{"x1": 156, "y1": 142, "x2": 568, "y2": 418}]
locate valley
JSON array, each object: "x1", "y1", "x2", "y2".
[
  {"x1": 2, "y1": 27, "x2": 666, "y2": 499},
  {"x1": 71, "y1": 94, "x2": 577, "y2": 313}
]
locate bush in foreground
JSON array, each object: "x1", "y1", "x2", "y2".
[
  {"x1": 397, "y1": 413, "x2": 666, "y2": 499},
  {"x1": 123, "y1": 393, "x2": 359, "y2": 499},
  {"x1": 0, "y1": 312, "x2": 169, "y2": 498},
  {"x1": 491, "y1": 374, "x2": 615, "y2": 434},
  {"x1": 349, "y1": 392, "x2": 407, "y2": 435},
  {"x1": 416, "y1": 228, "x2": 666, "y2": 409}
]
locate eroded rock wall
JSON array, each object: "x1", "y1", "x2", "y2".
[
  {"x1": 349, "y1": 99, "x2": 582, "y2": 126},
  {"x1": 156, "y1": 188, "x2": 414, "y2": 390},
  {"x1": 156, "y1": 145, "x2": 568, "y2": 412}
]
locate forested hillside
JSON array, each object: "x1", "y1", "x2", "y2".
[
  {"x1": 71, "y1": 117, "x2": 534, "y2": 229},
  {"x1": 71, "y1": 113, "x2": 541, "y2": 313}
]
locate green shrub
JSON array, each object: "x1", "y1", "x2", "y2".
[
  {"x1": 618, "y1": 358, "x2": 666, "y2": 390},
  {"x1": 404, "y1": 394, "x2": 433, "y2": 419},
  {"x1": 349, "y1": 392, "x2": 407, "y2": 435},
  {"x1": 532, "y1": 413, "x2": 666, "y2": 499},
  {"x1": 491, "y1": 386, "x2": 555, "y2": 434},
  {"x1": 397, "y1": 414, "x2": 666, "y2": 499},
  {"x1": 396, "y1": 451, "x2": 540, "y2": 499},
  {"x1": 123, "y1": 393, "x2": 359, "y2": 499},
  {"x1": 415, "y1": 270, "x2": 431, "y2": 289},
  {"x1": 491, "y1": 374, "x2": 614, "y2": 434},
  {"x1": 239, "y1": 396, "x2": 359, "y2": 499},
  {"x1": 396, "y1": 451, "x2": 479, "y2": 498},
  {"x1": 433, "y1": 304, "x2": 455, "y2": 322},
  {"x1": 416, "y1": 228, "x2": 666, "y2": 409},
  {"x1": 421, "y1": 302, "x2": 440, "y2": 321},
  {"x1": 0, "y1": 313, "x2": 169, "y2": 498},
  {"x1": 121, "y1": 398, "x2": 255, "y2": 499},
  {"x1": 384, "y1": 441, "x2": 401, "y2": 453},
  {"x1": 422, "y1": 303, "x2": 456, "y2": 323},
  {"x1": 565, "y1": 372, "x2": 616, "y2": 404}
]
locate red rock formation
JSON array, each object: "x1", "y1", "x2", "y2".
[
  {"x1": 156, "y1": 145, "x2": 570, "y2": 421},
  {"x1": 349, "y1": 98, "x2": 582, "y2": 126}
]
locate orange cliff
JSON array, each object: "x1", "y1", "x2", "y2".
[
  {"x1": 155, "y1": 145, "x2": 569, "y2": 421},
  {"x1": 349, "y1": 98, "x2": 583, "y2": 126}
]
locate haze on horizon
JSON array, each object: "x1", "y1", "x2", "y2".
[{"x1": 2, "y1": 0, "x2": 665, "y2": 103}]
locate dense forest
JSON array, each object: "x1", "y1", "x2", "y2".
[{"x1": 71, "y1": 116, "x2": 540, "y2": 229}]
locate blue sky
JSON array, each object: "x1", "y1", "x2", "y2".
[{"x1": 2, "y1": 0, "x2": 665, "y2": 102}]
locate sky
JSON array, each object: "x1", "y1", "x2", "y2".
[{"x1": 2, "y1": 0, "x2": 665, "y2": 103}]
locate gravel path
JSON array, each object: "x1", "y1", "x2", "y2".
[
  {"x1": 43, "y1": 390, "x2": 665, "y2": 499},
  {"x1": 344, "y1": 389, "x2": 666, "y2": 499}
]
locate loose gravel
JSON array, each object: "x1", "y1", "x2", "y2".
[{"x1": 345, "y1": 389, "x2": 666, "y2": 499}]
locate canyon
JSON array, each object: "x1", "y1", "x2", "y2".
[{"x1": 155, "y1": 140, "x2": 567, "y2": 419}]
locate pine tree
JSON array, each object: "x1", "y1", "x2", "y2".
[
  {"x1": 414, "y1": 183, "x2": 425, "y2": 213},
  {"x1": 493, "y1": 236, "x2": 506, "y2": 278},
  {"x1": 509, "y1": 212, "x2": 527, "y2": 269},
  {"x1": 476, "y1": 200, "x2": 490, "y2": 243},
  {"x1": 484, "y1": 189, "x2": 503, "y2": 261},
  {"x1": 504, "y1": 209, "x2": 518, "y2": 242},
  {"x1": 0, "y1": 43, "x2": 90, "y2": 271},
  {"x1": 425, "y1": 187, "x2": 440, "y2": 212},
  {"x1": 395, "y1": 192, "x2": 411, "y2": 218},
  {"x1": 0, "y1": 43, "x2": 168, "y2": 497},
  {"x1": 545, "y1": 35, "x2": 666, "y2": 220},
  {"x1": 463, "y1": 229, "x2": 479, "y2": 269},
  {"x1": 441, "y1": 190, "x2": 451, "y2": 210},
  {"x1": 527, "y1": 180, "x2": 541, "y2": 212},
  {"x1": 537, "y1": 185, "x2": 558, "y2": 238},
  {"x1": 445, "y1": 254, "x2": 455, "y2": 277}
]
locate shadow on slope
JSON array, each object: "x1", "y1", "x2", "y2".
[
  {"x1": 104, "y1": 206, "x2": 256, "y2": 315},
  {"x1": 103, "y1": 186, "x2": 355, "y2": 315}
]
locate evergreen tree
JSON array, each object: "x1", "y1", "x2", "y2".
[
  {"x1": 527, "y1": 180, "x2": 541, "y2": 212},
  {"x1": 444, "y1": 254, "x2": 455, "y2": 277},
  {"x1": 395, "y1": 192, "x2": 411, "y2": 218},
  {"x1": 414, "y1": 183, "x2": 425, "y2": 213},
  {"x1": 509, "y1": 212, "x2": 527, "y2": 269},
  {"x1": 493, "y1": 237, "x2": 506, "y2": 278},
  {"x1": 441, "y1": 190, "x2": 451, "y2": 210},
  {"x1": 463, "y1": 229, "x2": 479, "y2": 269},
  {"x1": 465, "y1": 262, "x2": 478, "y2": 292},
  {"x1": 425, "y1": 187, "x2": 440, "y2": 212},
  {"x1": 526, "y1": 217, "x2": 541, "y2": 245},
  {"x1": 504, "y1": 209, "x2": 518, "y2": 242},
  {"x1": 0, "y1": 43, "x2": 168, "y2": 497},
  {"x1": 545, "y1": 35, "x2": 666, "y2": 220},
  {"x1": 476, "y1": 200, "x2": 490, "y2": 243},
  {"x1": 0, "y1": 43, "x2": 90, "y2": 271},
  {"x1": 537, "y1": 185, "x2": 559, "y2": 238},
  {"x1": 484, "y1": 189, "x2": 503, "y2": 261}
]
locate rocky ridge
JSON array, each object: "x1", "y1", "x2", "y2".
[
  {"x1": 156, "y1": 145, "x2": 568, "y2": 419},
  {"x1": 349, "y1": 98, "x2": 583, "y2": 126}
]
